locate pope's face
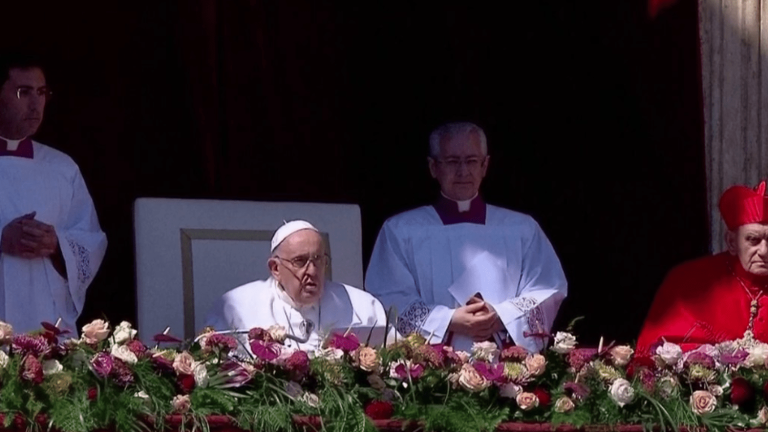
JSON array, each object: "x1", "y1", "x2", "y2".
[
  {"x1": 269, "y1": 229, "x2": 327, "y2": 306},
  {"x1": 0, "y1": 67, "x2": 47, "y2": 140},
  {"x1": 727, "y1": 223, "x2": 768, "y2": 277},
  {"x1": 428, "y1": 130, "x2": 489, "y2": 201}
]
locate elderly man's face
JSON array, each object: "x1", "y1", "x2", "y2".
[
  {"x1": 428, "y1": 131, "x2": 488, "y2": 201},
  {"x1": 0, "y1": 67, "x2": 47, "y2": 140},
  {"x1": 269, "y1": 229, "x2": 327, "y2": 305},
  {"x1": 727, "y1": 223, "x2": 768, "y2": 277}
]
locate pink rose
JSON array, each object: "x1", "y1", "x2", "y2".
[
  {"x1": 458, "y1": 363, "x2": 490, "y2": 392},
  {"x1": 81, "y1": 319, "x2": 111, "y2": 344},
  {"x1": 609, "y1": 346, "x2": 634, "y2": 367},
  {"x1": 354, "y1": 346, "x2": 381, "y2": 372},
  {"x1": 525, "y1": 354, "x2": 547, "y2": 376},
  {"x1": 172, "y1": 394, "x2": 191, "y2": 413},
  {"x1": 516, "y1": 392, "x2": 540, "y2": 410},
  {"x1": 0, "y1": 321, "x2": 13, "y2": 344},
  {"x1": 690, "y1": 390, "x2": 717, "y2": 415},
  {"x1": 172, "y1": 351, "x2": 195, "y2": 375}
]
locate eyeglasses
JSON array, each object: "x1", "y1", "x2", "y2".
[
  {"x1": 434, "y1": 156, "x2": 486, "y2": 171},
  {"x1": 16, "y1": 86, "x2": 53, "y2": 100},
  {"x1": 275, "y1": 253, "x2": 330, "y2": 270}
]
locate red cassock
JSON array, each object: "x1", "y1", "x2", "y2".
[{"x1": 637, "y1": 252, "x2": 768, "y2": 353}]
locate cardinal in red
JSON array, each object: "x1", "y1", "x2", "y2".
[{"x1": 637, "y1": 181, "x2": 768, "y2": 353}]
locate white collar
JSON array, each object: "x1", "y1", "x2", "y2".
[
  {"x1": 441, "y1": 191, "x2": 478, "y2": 212},
  {"x1": 0, "y1": 135, "x2": 26, "y2": 151},
  {"x1": 271, "y1": 277, "x2": 319, "y2": 313}
]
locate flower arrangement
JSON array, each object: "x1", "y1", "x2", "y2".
[{"x1": 2, "y1": 318, "x2": 768, "y2": 432}]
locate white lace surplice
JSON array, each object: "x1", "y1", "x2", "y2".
[
  {"x1": 365, "y1": 204, "x2": 567, "y2": 352},
  {"x1": 0, "y1": 142, "x2": 107, "y2": 334}
]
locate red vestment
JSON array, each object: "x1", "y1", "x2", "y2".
[{"x1": 637, "y1": 252, "x2": 768, "y2": 353}]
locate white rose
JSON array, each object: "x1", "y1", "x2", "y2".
[
  {"x1": 655, "y1": 342, "x2": 683, "y2": 366},
  {"x1": 709, "y1": 384, "x2": 723, "y2": 397},
  {"x1": 746, "y1": 343, "x2": 768, "y2": 368},
  {"x1": 267, "y1": 325, "x2": 287, "y2": 343},
  {"x1": 471, "y1": 341, "x2": 499, "y2": 362},
  {"x1": 301, "y1": 392, "x2": 320, "y2": 408},
  {"x1": 554, "y1": 397, "x2": 575, "y2": 413},
  {"x1": 313, "y1": 347, "x2": 344, "y2": 363},
  {"x1": 134, "y1": 391, "x2": 151, "y2": 407},
  {"x1": 0, "y1": 350, "x2": 8, "y2": 369},
  {"x1": 551, "y1": 332, "x2": 577, "y2": 354},
  {"x1": 658, "y1": 376, "x2": 680, "y2": 398},
  {"x1": 756, "y1": 406, "x2": 768, "y2": 425},
  {"x1": 609, "y1": 378, "x2": 635, "y2": 407},
  {"x1": 193, "y1": 362, "x2": 209, "y2": 388},
  {"x1": 111, "y1": 344, "x2": 138, "y2": 365},
  {"x1": 112, "y1": 321, "x2": 137, "y2": 345},
  {"x1": 499, "y1": 382, "x2": 522, "y2": 399},
  {"x1": 455, "y1": 351, "x2": 471, "y2": 364},
  {"x1": 42, "y1": 359, "x2": 63, "y2": 376},
  {"x1": 0, "y1": 321, "x2": 13, "y2": 343}
]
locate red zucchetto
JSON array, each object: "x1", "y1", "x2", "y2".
[{"x1": 719, "y1": 181, "x2": 768, "y2": 230}]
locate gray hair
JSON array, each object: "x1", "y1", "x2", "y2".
[{"x1": 428, "y1": 122, "x2": 488, "y2": 158}]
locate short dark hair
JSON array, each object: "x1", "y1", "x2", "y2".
[{"x1": 0, "y1": 51, "x2": 45, "y2": 87}]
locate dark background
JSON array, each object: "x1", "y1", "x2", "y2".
[{"x1": 0, "y1": 0, "x2": 707, "y2": 345}]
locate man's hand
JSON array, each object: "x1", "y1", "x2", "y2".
[
  {"x1": 20, "y1": 217, "x2": 58, "y2": 257},
  {"x1": 1, "y1": 212, "x2": 58, "y2": 259},
  {"x1": 449, "y1": 301, "x2": 504, "y2": 340}
]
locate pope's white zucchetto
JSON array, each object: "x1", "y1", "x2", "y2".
[{"x1": 270, "y1": 220, "x2": 319, "y2": 252}]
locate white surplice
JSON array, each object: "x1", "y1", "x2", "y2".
[
  {"x1": 204, "y1": 277, "x2": 391, "y2": 352},
  {"x1": 0, "y1": 142, "x2": 107, "y2": 334},
  {"x1": 365, "y1": 204, "x2": 567, "y2": 352}
]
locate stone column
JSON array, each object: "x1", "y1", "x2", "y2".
[{"x1": 700, "y1": 0, "x2": 768, "y2": 252}]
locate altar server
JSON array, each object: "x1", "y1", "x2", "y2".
[
  {"x1": 365, "y1": 121, "x2": 567, "y2": 352},
  {"x1": 205, "y1": 220, "x2": 391, "y2": 352},
  {"x1": 0, "y1": 52, "x2": 107, "y2": 334}
]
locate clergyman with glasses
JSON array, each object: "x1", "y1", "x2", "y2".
[
  {"x1": 0, "y1": 51, "x2": 107, "y2": 334},
  {"x1": 204, "y1": 220, "x2": 391, "y2": 352},
  {"x1": 365, "y1": 121, "x2": 567, "y2": 352}
]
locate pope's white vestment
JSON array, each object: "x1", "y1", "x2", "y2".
[
  {"x1": 0, "y1": 141, "x2": 107, "y2": 334},
  {"x1": 365, "y1": 203, "x2": 567, "y2": 352},
  {"x1": 205, "y1": 277, "x2": 390, "y2": 352}
]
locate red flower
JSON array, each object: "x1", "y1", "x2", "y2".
[
  {"x1": 125, "y1": 340, "x2": 148, "y2": 357},
  {"x1": 13, "y1": 414, "x2": 25, "y2": 430},
  {"x1": 177, "y1": 373, "x2": 196, "y2": 394},
  {"x1": 763, "y1": 381, "x2": 768, "y2": 399},
  {"x1": 533, "y1": 388, "x2": 551, "y2": 406},
  {"x1": 626, "y1": 355, "x2": 656, "y2": 379},
  {"x1": 88, "y1": 387, "x2": 98, "y2": 400},
  {"x1": 364, "y1": 400, "x2": 394, "y2": 420},
  {"x1": 730, "y1": 376, "x2": 754, "y2": 406},
  {"x1": 286, "y1": 350, "x2": 310, "y2": 377}
]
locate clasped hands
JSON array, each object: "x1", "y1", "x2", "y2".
[
  {"x1": 1, "y1": 212, "x2": 59, "y2": 259},
  {"x1": 448, "y1": 294, "x2": 505, "y2": 341}
]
